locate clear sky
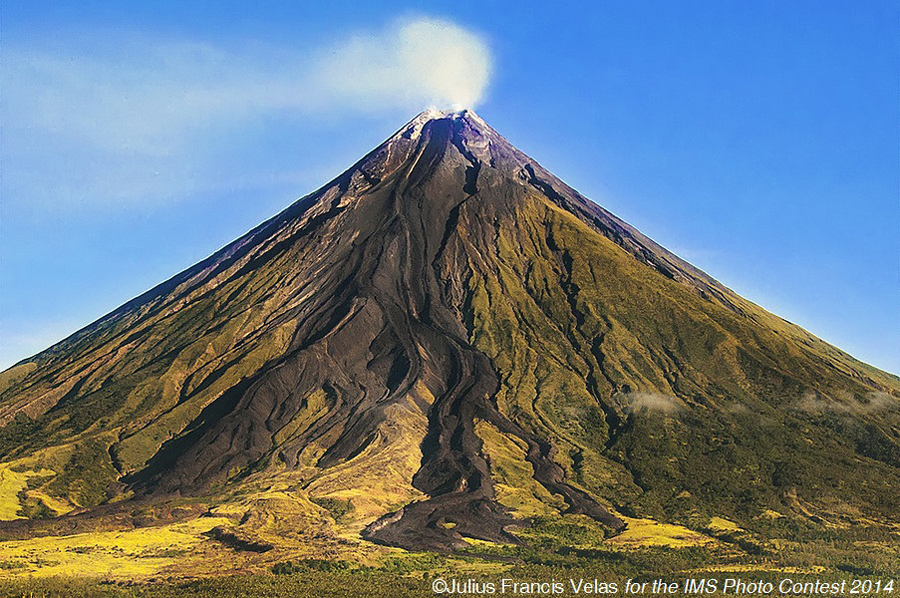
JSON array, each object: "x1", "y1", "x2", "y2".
[{"x1": 2, "y1": 1, "x2": 898, "y2": 374}]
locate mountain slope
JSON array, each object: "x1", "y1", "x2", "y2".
[{"x1": 1, "y1": 109, "x2": 898, "y2": 553}]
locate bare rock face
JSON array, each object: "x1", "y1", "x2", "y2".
[{"x1": 1, "y1": 110, "x2": 898, "y2": 552}]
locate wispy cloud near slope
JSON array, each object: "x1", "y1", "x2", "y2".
[{"x1": 1, "y1": 16, "x2": 492, "y2": 209}]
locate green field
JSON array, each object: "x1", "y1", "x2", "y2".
[{"x1": 1, "y1": 506, "x2": 896, "y2": 597}]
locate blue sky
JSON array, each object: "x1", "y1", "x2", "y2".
[{"x1": 2, "y1": 1, "x2": 898, "y2": 373}]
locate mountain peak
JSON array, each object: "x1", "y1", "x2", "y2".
[
  {"x1": 2, "y1": 108, "x2": 898, "y2": 558},
  {"x1": 415, "y1": 107, "x2": 481, "y2": 121},
  {"x1": 392, "y1": 107, "x2": 489, "y2": 143}
]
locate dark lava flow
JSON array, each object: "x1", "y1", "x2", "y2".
[
  {"x1": 127, "y1": 112, "x2": 627, "y2": 551},
  {"x1": 8, "y1": 109, "x2": 900, "y2": 556}
]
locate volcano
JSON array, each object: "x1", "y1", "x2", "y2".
[{"x1": 1, "y1": 109, "x2": 898, "y2": 554}]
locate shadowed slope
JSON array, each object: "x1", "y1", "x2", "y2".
[{"x1": 1, "y1": 110, "x2": 898, "y2": 553}]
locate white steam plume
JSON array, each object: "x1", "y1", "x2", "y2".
[
  {"x1": 1, "y1": 16, "x2": 492, "y2": 209},
  {"x1": 317, "y1": 17, "x2": 492, "y2": 110}
]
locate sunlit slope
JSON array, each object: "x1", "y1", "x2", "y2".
[
  {"x1": 458, "y1": 189, "x2": 900, "y2": 528},
  {"x1": 0, "y1": 109, "x2": 897, "y2": 554}
]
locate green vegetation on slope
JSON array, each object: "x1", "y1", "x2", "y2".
[
  {"x1": 0, "y1": 109, "x2": 897, "y2": 578},
  {"x1": 460, "y1": 193, "x2": 900, "y2": 528}
]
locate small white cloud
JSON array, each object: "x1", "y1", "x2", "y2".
[
  {"x1": 1, "y1": 16, "x2": 492, "y2": 210},
  {"x1": 793, "y1": 390, "x2": 898, "y2": 415},
  {"x1": 621, "y1": 391, "x2": 684, "y2": 415}
]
